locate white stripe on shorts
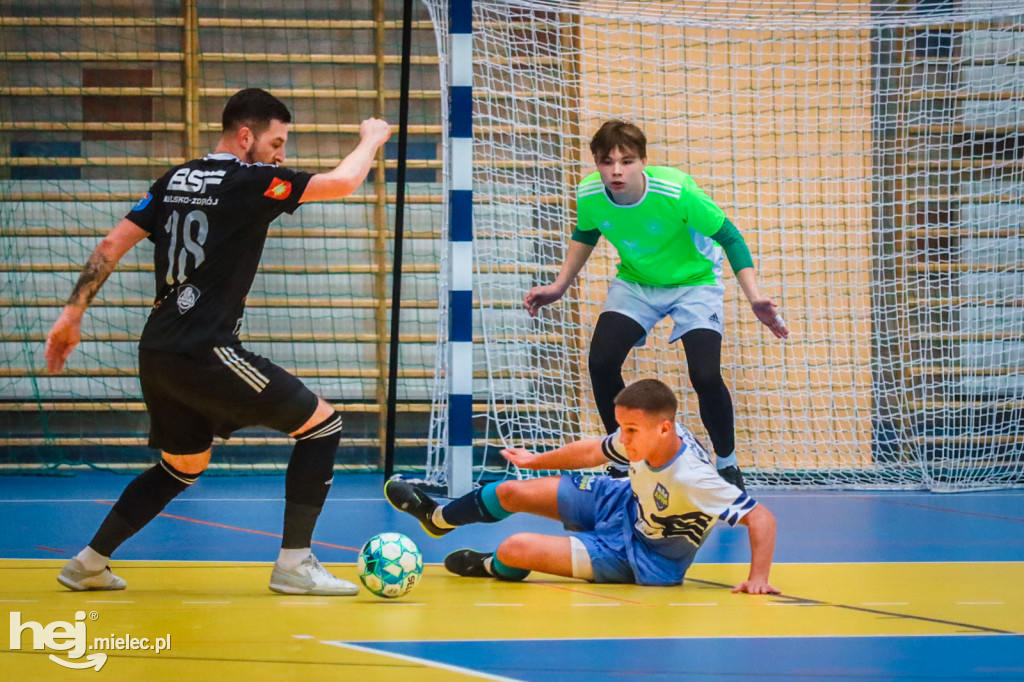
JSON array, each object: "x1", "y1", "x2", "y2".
[
  {"x1": 213, "y1": 346, "x2": 269, "y2": 392},
  {"x1": 569, "y1": 536, "x2": 595, "y2": 581}
]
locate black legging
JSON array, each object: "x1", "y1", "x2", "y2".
[{"x1": 588, "y1": 312, "x2": 734, "y2": 458}]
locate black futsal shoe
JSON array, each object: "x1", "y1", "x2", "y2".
[
  {"x1": 384, "y1": 478, "x2": 453, "y2": 538},
  {"x1": 606, "y1": 463, "x2": 630, "y2": 478},
  {"x1": 444, "y1": 549, "x2": 494, "y2": 578},
  {"x1": 718, "y1": 465, "x2": 747, "y2": 492}
]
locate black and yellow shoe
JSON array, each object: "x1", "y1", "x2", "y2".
[{"x1": 384, "y1": 478, "x2": 453, "y2": 538}]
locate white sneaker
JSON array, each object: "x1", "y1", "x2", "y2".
[
  {"x1": 268, "y1": 554, "x2": 359, "y2": 596},
  {"x1": 57, "y1": 558, "x2": 127, "y2": 591}
]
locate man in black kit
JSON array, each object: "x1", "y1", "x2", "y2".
[{"x1": 45, "y1": 88, "x2": 391, "y2": 596}]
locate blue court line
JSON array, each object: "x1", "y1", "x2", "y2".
[
  {"x1": 2, "y1": 472, "x2": 1023, "y2": 563},
  {"x1": 341, "y1": 635, "x2": 1024, "y2": 681}
]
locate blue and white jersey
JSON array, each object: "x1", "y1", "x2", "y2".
[{"x1": 601, "y1": 424, "x2": 757, "y2": 561}]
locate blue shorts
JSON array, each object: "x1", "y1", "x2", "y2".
[
  {"x1": 557, "y1": 474, "x2": 636, "y2": 583},
  {"x1": 557, "y1": 474, "x2": 690, "y2": 586}
]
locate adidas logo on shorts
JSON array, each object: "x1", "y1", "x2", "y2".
[{"x1": 708, "y1": 313, "x2": 720, "y2": 324}]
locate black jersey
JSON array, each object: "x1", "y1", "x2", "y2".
[{"x1": 126, "y1": 153, "x2": 313, "y2": 352}]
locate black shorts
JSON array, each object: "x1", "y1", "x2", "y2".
[{"x1": 138, "y1": 345, "x2": 319, "y2": 455}]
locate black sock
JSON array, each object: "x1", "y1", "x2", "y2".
[
  {"x1": 282, "y1": 412, "x2": 342, "y2": 549},
  {"x1": 589, "y1": 312, "x2": 647, "y2": 434},
  {"x1": 681, "y1": 329, "x2": 735, "y2": 458},
  {"x1": 88, "y1": 460, "x2": 200, "y2": 557},
  {"x1": 441, "y1": 483, "x2": 509, "y2": 525}
]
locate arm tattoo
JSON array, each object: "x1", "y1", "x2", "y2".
[{"x1": 67, "y1": 250, "x2": 114, "y2": 308}]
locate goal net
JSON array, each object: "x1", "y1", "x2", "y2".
[
  {"x1": 422, "y1": 0, "x2": 1024, "y2": 491},
  {"x1": 0, "y1": 1, "x2": 445, "y2": 473}
]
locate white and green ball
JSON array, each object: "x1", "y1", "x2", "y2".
[{"x1": 357, "y1": 532, "x2": 423, "y2": 598}]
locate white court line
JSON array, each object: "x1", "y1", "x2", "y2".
[
  {"x1": 0, "y1": 599, "x2": 38, "y2": 603},
  {"x1": 292, "y1": 635, "x2": 314, "y2": 640},
  {"x1": 323, "y1": 641, "x2": 519, "y2": 682},
  {"x1": 957, "y1": 601, "x2": 1004, "y2": 605}
]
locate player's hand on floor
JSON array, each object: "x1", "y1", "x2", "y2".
[
  {"x1": 750, "y1": 298, "x2": 789, "y2": 339},
  {"x1": 732, "y1": 579, "x2": 781, "y2": 595},
  {"x1": 501, "y1": 448, "x2": 544, "y2": 470}
]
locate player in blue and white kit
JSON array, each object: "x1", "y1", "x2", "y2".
[{"x1": 385, "y1": 379, "x2": 779, "y2": 592}]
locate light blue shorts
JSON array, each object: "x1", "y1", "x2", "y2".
[
  {"x1": 602, "y1": 278, "x2": 725, "y2": 346},
  {"x1": 557, "y1": 474, "x2": 636, "y2": 584},
  {"x1": 557, "y1": 474, "x2": 691, "y2": 586}
]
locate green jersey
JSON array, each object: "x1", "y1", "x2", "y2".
[{"x1": 574, "y1": 166, "x2": 727, "y2": 287}]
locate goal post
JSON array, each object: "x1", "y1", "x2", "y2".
[{"x1": 423, "y1": 0, "x2": 1024, "y2": 492}]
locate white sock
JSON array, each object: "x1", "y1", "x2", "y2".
[
  {"x1": 276, "y1": 548, "x2": 312, "y2": 569},
  {"x1": 76, "y1": 546, "x2": 108, "y2": 572},
  {"x1": 431, "y1": 506, "x2": 456, "y2": 530}
]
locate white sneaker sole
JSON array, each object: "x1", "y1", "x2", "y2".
[
  {"x1": 57, "y1": 574, "x2": 126, "y2": 591},
  {"x1": 268, "y1": 582, "x2": 359, "y2": 596}
]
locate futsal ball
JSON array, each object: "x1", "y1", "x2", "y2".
[{"x1": 357, "y1": 532, "x2": 423, "y2": 598}]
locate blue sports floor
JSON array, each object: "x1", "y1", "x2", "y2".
[{"x1": 2, "y1": 471, "x2": 1023, "y2": 680}]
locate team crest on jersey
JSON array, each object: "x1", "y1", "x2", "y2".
[
  {"x1": 653, "y1": 482, "x2": 670, "y2": 511},
  {"x1": 264, "y1": 177, "x2": 292, "y2": 200},
  {"x1": 176, "y1": 284, "x2": 200, "y2": 314}
]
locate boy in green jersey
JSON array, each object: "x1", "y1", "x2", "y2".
[{"x1": 524, "y1": 121, "x2": 789, "y2": 490}]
